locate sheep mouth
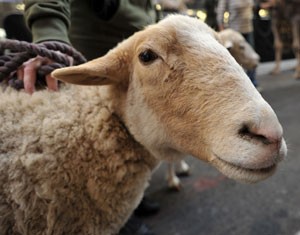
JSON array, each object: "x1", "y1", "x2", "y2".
[{"x1": 211, "y1": 154, "x2": 277, "y2": 183}]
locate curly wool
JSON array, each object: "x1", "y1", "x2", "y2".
[{"x1": 0, "y1": 85, "x2": 158, "y2": 235}]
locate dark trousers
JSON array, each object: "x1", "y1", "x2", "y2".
[{"x1": 242, "y1": 32, "x2": 258, "y2": 87}]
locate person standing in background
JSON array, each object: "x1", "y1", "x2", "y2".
[{"x1": 217, "y1": 0, "x2": 261, "y2": 91}]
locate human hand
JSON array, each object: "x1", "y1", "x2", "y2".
[
  {"x1": 17, "y1": 54, "x2": 73, "y2": 94},
  {"x1": 17, "y1": 56, "x2": 57, "y2": 94},
  {"x1": 0, "y1": 40, "x2": 81, "y2": 94}
]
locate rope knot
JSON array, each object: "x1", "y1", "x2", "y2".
[{"x1": 0, "y1": 39, "x2": 87, "y2": 89}]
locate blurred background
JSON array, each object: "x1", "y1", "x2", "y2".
[
  {"x1": 0, "y1": 0, "x2": 294, "y2": 62},
  {"x1": 153, "y1": 0, "x2": 294, "y2": 62}
]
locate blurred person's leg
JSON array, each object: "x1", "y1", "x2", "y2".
[{"x1": 242, "y1": 32, "x2": 261, "y2": 90}]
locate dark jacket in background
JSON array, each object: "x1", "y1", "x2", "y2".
[{"x1": 24, "y1": 0, "x2": 156, "y2": 60}]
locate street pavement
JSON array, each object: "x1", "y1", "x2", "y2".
[{"x1": 143, "y1": 59, "x2": 300, "y2": 235}]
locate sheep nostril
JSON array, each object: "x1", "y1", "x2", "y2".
[{"x1": 238, "y1": 124, "x2": 271, "y2": 145}]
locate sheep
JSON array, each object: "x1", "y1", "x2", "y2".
[
  {"x1": 0, "y1": 14, "x2": 287, "y2": 235},
  {"x1": 218, "y1": 28, "x2": 260, "y2": 70},
  {"x1": 166, "y1": 28, "x2": 261, "y2": 190}
]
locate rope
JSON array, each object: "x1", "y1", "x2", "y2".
[{"x1": 0, "y1": 39, "x2": 87, "y2": 89}]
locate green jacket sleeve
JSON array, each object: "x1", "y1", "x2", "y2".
[{"x1": 24, "y1": 0, "x2": 71, "y2": 44}]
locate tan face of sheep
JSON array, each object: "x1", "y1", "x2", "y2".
[
  {"x1": 52, "y1": 15, "x2": 287, "y2": 183},
  {"x1": 219, "y1": 29, "x2": 260, "y2": 70}
]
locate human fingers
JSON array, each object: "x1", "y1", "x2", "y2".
[
  {"x1": 22, "y1": 57, "x2": 44, "y2": 94},
  {"x1": 16, "y1": 67, "x2": 24, "y2": 81},
  {"x1": 45, "y1": 74, "x2": 58, "y2": 92}
]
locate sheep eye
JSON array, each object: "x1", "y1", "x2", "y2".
[
  {"x1": 139, "y1": 50, "x2": 158, "y2": 64},
  {"x1": 239, "y1": 45, "x2": 245, "y2": 50}
]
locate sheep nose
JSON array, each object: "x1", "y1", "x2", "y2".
[
  {"x1": 239, "y1": 124, "x2": 282, "y2": 148},
  {"x1": 238, "y1": 112, "x2": 283, "y2": 150}
]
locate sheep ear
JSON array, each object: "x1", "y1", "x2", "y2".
[
  {"x1": 51, "y1": 51, "x2": 128, "y2": 86},
  {"x1": 224, "y1": 40, "x2": 233, "y2": 50}
]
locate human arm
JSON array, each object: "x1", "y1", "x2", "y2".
[
  {"x1": 19, "y1": 0, "x2": 71, "y2": 93},
  {"x1": 24, "y1": 0, "x2": 71, "y2": 44}
]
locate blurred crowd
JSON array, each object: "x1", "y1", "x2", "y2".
[{"x1": 0, "y1": 0, "x2": 277, "y2": 37}]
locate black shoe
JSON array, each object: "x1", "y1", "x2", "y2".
[
  {"x1": 118, "y1": 215, "x2": 155, "y2": 235},
  {"x1": 134, "y1": 197, "x2": 160, "y2": 217}
]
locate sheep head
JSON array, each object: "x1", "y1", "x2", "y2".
[
  {"x1": 52, "y1": 15, "x2": 287, "y2": 183},
  {"x1": 219, "y1": 29, "x2": 260, "y2": 70}
]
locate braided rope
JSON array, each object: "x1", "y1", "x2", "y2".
[{"x1": 0, "y1": 39, "x2": 87, "y2": 89}]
